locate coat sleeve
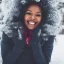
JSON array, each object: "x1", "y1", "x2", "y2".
[
  {"x1": 42, "y1": 36, "x2": 55, "y2": 64},
  {"x1": 1, "y1": 32, "x2": 24, "y2": 64}
]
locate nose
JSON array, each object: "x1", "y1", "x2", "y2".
[{"x1": 31, "y1": 15, "x2": 36, "y2": 20}]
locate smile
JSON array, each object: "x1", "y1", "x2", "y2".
[{"x1": 27, "y1": 21, "x2": 36, "y2": 25}]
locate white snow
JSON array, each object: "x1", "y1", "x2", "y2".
[{"x1": 50, "y1": 35, "x2": 64, "y2": 64}]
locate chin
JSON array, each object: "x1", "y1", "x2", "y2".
[
  {"x1": 27, "y1": 27, "x2": 35, "y2": 30},
  {"x1": 28, "y1": 28, "x2": 34, "y2": 30}
]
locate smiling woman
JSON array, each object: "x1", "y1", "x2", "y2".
[{"x1": 1, "y1": 0, "x2": 55, "y2": 64}]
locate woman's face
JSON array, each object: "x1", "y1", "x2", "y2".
[{"x1": 24, "y1": 5, "x2": 42, "y2": 30}]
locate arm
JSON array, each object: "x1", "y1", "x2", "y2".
[
  {"x1": 1, "y1": 32, "x2": 24, "y2": 64},
  {"x1": 42, "y1": 36, "x2": 55, "y2": 64}
]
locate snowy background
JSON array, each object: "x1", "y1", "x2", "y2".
[{"x1": 0, "y1": 0, "x2": 64, "y2": 64}]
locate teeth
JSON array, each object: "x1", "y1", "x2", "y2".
[{"x1": 29, "y1": 21, "x2": 35, "y2": 25}]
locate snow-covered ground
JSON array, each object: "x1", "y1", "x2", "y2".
[
  {"x1": 0, "y1": 35, "x2": 64, "y2": 64},
  {"x1": 50, "y1": 35, "x2": 64, "y2": 64}
]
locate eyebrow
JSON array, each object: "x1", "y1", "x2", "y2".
[
  {"x1": 26, "y1": 10, "x2": 31, "y2": 12},
  {"x1": 26, "y1": 10, "x2": 42, "y2": 14}
]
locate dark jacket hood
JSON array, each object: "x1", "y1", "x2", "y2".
[{"x1": 2, "y1": 0, "x2": 62, "y2": 39}]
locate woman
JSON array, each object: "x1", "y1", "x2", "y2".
[{"x1": 1, "y1": 1, "x2": 55, "y2": 64}]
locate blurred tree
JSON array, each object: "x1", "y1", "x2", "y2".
[{"x1": 0, "y1": 0, "x2": 2, "y2": 3}]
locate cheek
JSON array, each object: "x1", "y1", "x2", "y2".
[
  {"x1": 24, "y1": 15, "x2": 27, "y2": 21},
  {"x1": 38, "y1": 17, "x2": 42, "y2": 23},
  {"x1": 24, "y1": 15, "x2": 30, "y2": 26},
  {"x1": 24, "y1": 15, "x2": 30, "y2": 21},
  {"x1": 24, "y1": 16, "x2": 27, "y2": 25}
]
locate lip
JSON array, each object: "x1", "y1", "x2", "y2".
[
  {"x1": 27, "y1": 21, "x2": 37, "y2": 25},
  {"x1": 29, "y1": 21, "x2": 35, "y2": 24}
]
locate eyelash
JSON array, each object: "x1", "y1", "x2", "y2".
[
  {"x1": 26, "y1": 12, "x2": 41, "y2": 17},
  {"x1": 36, "y1": 14, "x2": 41, "y2": 17},
  {"x1": 26, "y1": 12, "x2": 31, "y2": 15}
]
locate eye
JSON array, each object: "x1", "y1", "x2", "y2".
[
  {"x1": 36, "y1": 14, "x2": 42, "y2": 17},
  {"x1": 25, "y1": 12, "x2": 32, "y2": 15}
]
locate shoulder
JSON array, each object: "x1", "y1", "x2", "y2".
[
  {"x1": 44, "y1": 36, "x2": 55, "y2": 47},
  {"x1": 2, "y1": 32, "x2": 11, "y2": 41},
  {"x1": 47, "y1": 35, "x2": 55, "y2": 42},
  {"x1": 2, "y1": 22, "x2": 23, "y2": 40},
  {"x1": 1, "y1": 32, "x2": 13, "y2": 45},
  {"x1": 41, "y1": 34, "x2": 55, "y2": 41},
  {"x1": 41, "y1": 35, "x2": 55, "y2": 46}
]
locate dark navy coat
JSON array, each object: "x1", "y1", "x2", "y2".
[{"x1": 1, "y1": 29, "x2": 55, "y2": 64}]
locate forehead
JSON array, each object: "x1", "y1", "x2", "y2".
[{"x1": 26, "y1": 5, "x2": 42, "y2": 12}]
